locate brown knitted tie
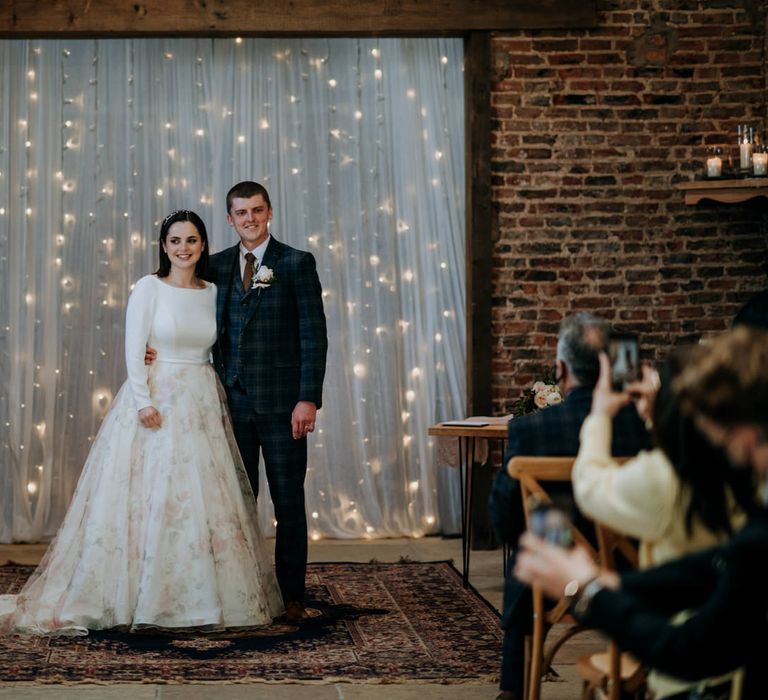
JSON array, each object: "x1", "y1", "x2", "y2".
[{"x1": 243, "y1": 252, "x2": 256, "y2": 290}]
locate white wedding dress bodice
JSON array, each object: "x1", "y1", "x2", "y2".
[
  {"x1": 124, "y1": 275, "x2": 217, "y2": 408},
  {"x1": 0, "y1": 274, "x2": 283, "y2": 636}
]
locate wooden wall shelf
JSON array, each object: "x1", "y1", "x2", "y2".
[{"x1": 677, "y1": 178, "x2": 768, "y2": 205}]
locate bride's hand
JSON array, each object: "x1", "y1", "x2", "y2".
[
  {"x1": 138, "y1": 406, "x2": 162, "y2": 429},
  {"x1": 144, "y1": 345, "x2": 157, "y2": 366}
]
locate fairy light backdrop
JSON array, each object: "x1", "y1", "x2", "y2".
[{"x1": 0, "y1": 37, "x2": 466, "y2": 543}]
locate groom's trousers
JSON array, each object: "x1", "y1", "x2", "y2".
[{"x1": 227, "y1": 383, "x2": 309, "y2": 605}]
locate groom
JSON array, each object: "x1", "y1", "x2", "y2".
[{"x1": 206, "y1": 180, "x2": 328, "y2": 621}]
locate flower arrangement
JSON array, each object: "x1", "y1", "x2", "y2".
[
  {"x1": 511, "y1": 375, "x2": 563, "y2": 417},
  {"x1": 251, "y1": 266, "x2": 276, "y2": 289}
]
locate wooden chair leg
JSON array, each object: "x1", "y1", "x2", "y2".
[
  {"x1": 527, "y1": 612, "x2": 544, "y2": 700},
  {"x1": 542, "y1": 623, "x2": 584, "y2": 671},
  {"x1": 523, "y1": 636, "x2": 531, "y2": 700},
  {"x1": 608, "y1": 643, "x2": 621, "y2": 700}
]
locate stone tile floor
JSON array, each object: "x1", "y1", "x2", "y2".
[{"x1": 0, "y1": 537, "x2": 601, "y2": 699}]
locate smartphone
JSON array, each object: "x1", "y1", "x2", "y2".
[
  {"x1": 529, "y1": 499, "x2": 573, "y2": 548},
  {"x1": 607, "y1": 332, "x2": 639, "y2": 391}
]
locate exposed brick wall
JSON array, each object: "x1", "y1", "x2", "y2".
[{"x1": 490, "y1": 0, "x2": 768, "y2": 415}]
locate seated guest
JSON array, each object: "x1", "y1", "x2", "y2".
[
  {"x1": 515, "y1": 326, "x2": 768, "y2": 700},
  {"x1": 572, "y1": 348, "x2": 757, "y2": 698},
  {"x1": 488, "y1": 312, "x2": 651, "y2": 700}
]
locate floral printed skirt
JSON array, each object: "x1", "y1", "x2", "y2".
[{"x1": 0, "y1": 362, "x2": 283, "y2": 636}]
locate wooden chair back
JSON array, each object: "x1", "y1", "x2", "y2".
[
  {"x1": 506, "y1": 456, "x2": 593, "y2": 700},
  {"x1": 506, "y1": 455, "x2": 644, "y2": 700}
]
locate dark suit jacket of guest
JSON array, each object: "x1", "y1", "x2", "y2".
[
  {"x1": 581, "y1": 507, "x2": 768, "y2": 700},
  {"x1": 489, "y1": 385, "x2": 652, "y2": 548},
  {"x1": 205, "y1": 237, "x2": 328, "y2": 414}
]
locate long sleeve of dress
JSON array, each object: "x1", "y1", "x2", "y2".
[
  {"x1": 124, "y1": 276, "x2": 156, "y2": 411},
  {"x1": 572, "y1": 414, "x2": 679, "y2": 543}
]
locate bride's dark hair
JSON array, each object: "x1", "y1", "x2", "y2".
[{"x1": 155, "y1": 209, "x2": 210, "y2": 278}]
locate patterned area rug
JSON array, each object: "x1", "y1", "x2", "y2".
[{"x1": 0, "y1": 561, "x2": 501, "y2": 684}]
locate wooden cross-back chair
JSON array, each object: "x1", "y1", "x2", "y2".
[
  {"x1": 507, "y1": 456, "x2": 593, "y2": 700},
  {"x1": 577, "y1": 521, "x2": 646, "y2": 700},
  {"x1": 506, "y1": 455, "x2": 645, "y2": 700}
]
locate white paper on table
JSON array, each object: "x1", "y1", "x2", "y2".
[{"x1": 434, "y1": 415, "x2": 513, "y2": 468}]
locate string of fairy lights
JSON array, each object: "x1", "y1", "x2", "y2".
[{"x1": 0, "y1": 37, "x2": 466, "y2": 541}]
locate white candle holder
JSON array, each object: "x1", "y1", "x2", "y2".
[
  {"x1": 705, "y1": 147, "x2": 723, "y2": 178},
  {"x1": 753, "y1": 147, "x2": 768, "y2": 176},
  {"x1": 737, "y1": 124, "x2": 754, "y2": 171}
]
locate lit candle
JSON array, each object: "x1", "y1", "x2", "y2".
[
  {"x1": 753, "y1": 152, "x2": 768, "y2": 176},
  {"x1": 740, "y1": 139, "x2": 753, "y2": 170},
  {"x1": 706, "y1": 155, "x2": 722, "y2": 178}
]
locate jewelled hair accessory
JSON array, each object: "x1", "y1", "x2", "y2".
[{"x1": 162, "y1": 209, "x2": 194, "y2": 226}]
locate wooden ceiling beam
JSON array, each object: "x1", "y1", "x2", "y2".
[{"x1": 1, "y1": 0, "x2": 596, "y2": 37}]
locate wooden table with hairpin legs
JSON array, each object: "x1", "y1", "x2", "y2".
[{"x1": 429, "y1": 419, "x2": 511, "y2": 587}]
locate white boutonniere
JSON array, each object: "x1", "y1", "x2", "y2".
[{"x1": 251, "y1": 266, "x2": 276, "y2": 289}]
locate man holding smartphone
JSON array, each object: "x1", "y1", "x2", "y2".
[{"x1": 488, "y1": 312, "x2": 651, "y2": 700}]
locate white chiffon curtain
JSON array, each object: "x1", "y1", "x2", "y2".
[{"x1": 0, "y1": 37, "x2": 466, "y2": 543}]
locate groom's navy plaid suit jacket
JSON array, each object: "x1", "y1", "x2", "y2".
[{"x1": 206, "y1": 237, "x2": 328, "y2": 414}]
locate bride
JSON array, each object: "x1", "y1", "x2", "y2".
[{"x1": 0, "y1": 210, "x2": 284, "y2": 636}]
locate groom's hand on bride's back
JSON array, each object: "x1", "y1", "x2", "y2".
[{"x1": 144, "y1": 345, "x2": 157, "y2": 365}]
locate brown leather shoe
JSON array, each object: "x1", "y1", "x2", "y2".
[
  {"x1": 284, "y1": 600, "x2": 307, "y2": 622},
  {"x1": 494, "y1": 692, "x2": 519, "y2": 700}
]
